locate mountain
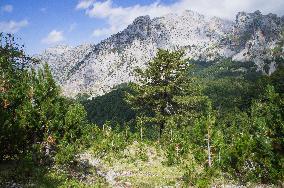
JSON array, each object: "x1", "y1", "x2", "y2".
[
  {"x1": 36, "y1": 44, "x2": 93, "y2": 85},
  {"x1": 36, "y1": 10, "x2": 284, "y2": 97}
]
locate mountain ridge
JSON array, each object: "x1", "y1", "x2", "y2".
[{"x1": 36, "y1": 10, "x2": 284, "y2": 97}]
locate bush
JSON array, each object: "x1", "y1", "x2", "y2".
[{"x1": 55, "y1": 142, "x2": 78, "y2": 166}]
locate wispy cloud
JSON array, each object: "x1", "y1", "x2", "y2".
[
  {"x1": 1, "y1": 4, "x2": 13, "y2": 13},
  {"x1": 69, "y1": 23, "x2": 77, "y2": 32},
  {"x1": 76, "y1": 0, "x2": 284, "y2": 38},
  {"x1": 76, "y1": 0, "x2": 96, "y2": 10},
  {"x1": 0, "y1": 20, "x2": 28, "y2": 33},
  {"x1": 41, "y1": 30, "x2": 64, "y2": 44},
  {"x1": 82, "y1": 0, "x2": 171, "y2": 38},
  {"x1": 92, "y1": 27, "x2": 114, "y2": 37}
]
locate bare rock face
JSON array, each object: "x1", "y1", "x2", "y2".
[
  {"x1": 231, "y1": 11, "x2": 284, "y2": 69},
  {"x1": 36, "y1": 44, "x2": 93, "y2": 85},
  {"x1": 36, "y1": 10, "x2": 284, "y2": 97}
]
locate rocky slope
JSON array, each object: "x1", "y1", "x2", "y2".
[
  {"x1": 37, "y1": 10, "x2": 284, "y2": 97},
  {"x1": 36, "y1": 44, "x2": 93, "y2": 85}
]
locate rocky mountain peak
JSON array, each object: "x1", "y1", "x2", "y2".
[
  {"x1": 132, "y1": 15, "x2": 151, "y2": 25},
  {"x1": 231, "y1": 10, "x2": 283, "y2": 65},
  {"x1": 36, "y1": 10, "x2": 284, "y2": 97},
  {"x1": 129, "y1": 15, "x2": 151, "y2": 38},
  {"x1": 234, "y1": 10, "x2": 283, "y2": 43}
]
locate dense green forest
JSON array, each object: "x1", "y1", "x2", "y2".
[{"x1": 0, "y1": 33, "x2": 283, "y2": 187}]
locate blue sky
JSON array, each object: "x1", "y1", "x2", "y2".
[{"x1": 1, "y1": 0, "x2": 283, "y2": 55}]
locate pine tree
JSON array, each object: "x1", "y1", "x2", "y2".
[
  {"x1": 0, "y1": 34, "x2": 89, "y2": 161},
  {"x1": 0, "y1": 34, "x2": 36, "y2": 159},
  {"x1": 126, "y1": 49, "x2": 205, "y2": 138}
]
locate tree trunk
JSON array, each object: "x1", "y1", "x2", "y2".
[
  {"x1": 218, "y1": 149, "x2": 221, "y2": 164},
  {"x1": 159, "y1": 123, "x2": 165, "y2": 140},
  {"x1": 140, "y1": 126, "x2": 143, "y2": 140},
  {"x1": 207, "y1": 122, "x2": 212, "y2": 167}
]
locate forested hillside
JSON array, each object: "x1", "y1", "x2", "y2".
[{"x1": 0, "y1": 30, "x2": 283, "y2": 188}]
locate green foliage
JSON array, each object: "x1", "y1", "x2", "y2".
[
  {"x1": 64, "y1": 103, "x2": 88, "y2": 142},
  {"x1": 183, "y1": 163, "x2": 216, "y2": 188},
  {"x1": 0, "y1": 34, "x2": 90, "y2": 162},
  {"x1": 55, "y1": 142, "x2": 78, "y2": 166},
  {"x1": 126, "y1": 49, "x2": 206, "y2": 137},
  {"x1": 191, "y1": 59, "x2": 262, "y2": 112},
  {"x1": 83, "y1": 84, "x2": 135, "y2": 126},
  {"x1": 123, "y1": 50, "x2": 283, "y2": 185},
  {"x1": 90, "y1": 122, "x2": 131, "y2": 159},
  {"x1": 265, "y1": 65, "x2": 284, "y2": 93},
  {"x1": 217, "y1": 85, "x2": 283, "y2": 184},
  {"x1": 1, "y1": 33, "x2": 284, "y2": 186}
]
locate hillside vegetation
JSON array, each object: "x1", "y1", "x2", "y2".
[{"x1": 0, "y1": 33, "x2": 283, "y2": 187}]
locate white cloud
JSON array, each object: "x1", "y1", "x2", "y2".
[
  {"x1": 77, "y1": 0, "x2": 284, "y2": 38},
  {"x1": 1, "y1": 4, "x2": 13, "y2": 13},
  {"x1": 41, "y1": 30, "x2": 64, "y2": 44},
  {"x1": 93, "y1": 27, "x2": 114, "y2": 37},
  {"x1": 76, "y1": 0, "x2": 96, "y2": 10},
  {"x1": 0, "y1": 20, "x2": 28, "y2": 33}
]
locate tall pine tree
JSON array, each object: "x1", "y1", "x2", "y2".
[{"x1": 126, "y1": 49, "x2": 205, "y2": 138}]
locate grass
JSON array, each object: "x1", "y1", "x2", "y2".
[
  {"x1": 2, "y1": 140, "x2": 272, "y2": 187},
  {"x1": 96, "y1": 141, "x2": 186, "y2": 187},
  {"x1": 112, "y1": 161, "x2": 184, "y2": 187}
]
